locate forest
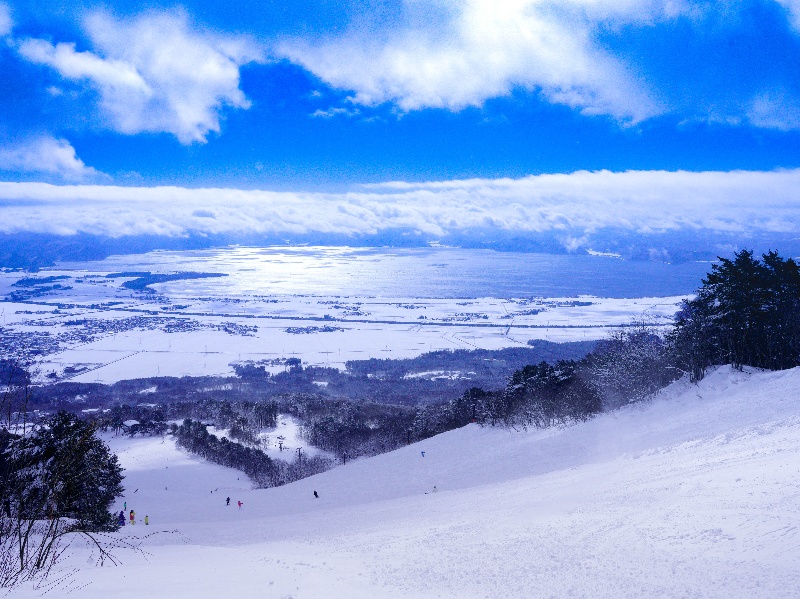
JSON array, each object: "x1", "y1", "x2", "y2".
[{"x1": 12, "y1": 341, "x2": 597, "y2": 410}]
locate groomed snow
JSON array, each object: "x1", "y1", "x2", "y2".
[{"x1": 9, "y1": 366, "x2": 800, "y2": 598}]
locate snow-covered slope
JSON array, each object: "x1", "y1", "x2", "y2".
[{"x1": 11, "y1": 366, "x2": 800, "y2": 598}]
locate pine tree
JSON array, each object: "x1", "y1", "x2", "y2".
[
  {"x1": 4, "y1": 412, "x2": 124, "y2": 532},
  {"x1": 669, "y1": 249, "x2": 800, "y2": 380}
]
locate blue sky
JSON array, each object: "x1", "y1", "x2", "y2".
[{"x1": 1, "y1": 0, "x2": 800, "y2": 257}]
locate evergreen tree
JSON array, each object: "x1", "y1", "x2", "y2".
[
  {"x1": 670, "y1": 249, "x2": 800, "y2": 380},
  {"x1": 4, "y1": 412, "x2": 124, "y2": 532}
]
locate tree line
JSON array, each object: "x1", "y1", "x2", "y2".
[{"x1": 670, "y1": 249, "x2": 800, "y2": 380}]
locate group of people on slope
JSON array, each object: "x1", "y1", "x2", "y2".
[
  {"x1": 117, "y1": 446, "x2": 436, "y2": 529},
  {"x1": 118, "y1": 502, "x2": 148, "y2": 527}
]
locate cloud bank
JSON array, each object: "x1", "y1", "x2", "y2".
[
  {"x1": 18, "y1": 10, "x2": 263, "y2": 144},
  {"x1": 1, "y1": 170, "x2": 799, "y2": 252}
]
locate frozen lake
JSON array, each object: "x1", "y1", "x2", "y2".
[{"x1": 55, "y1": 246, "x2": 712, "y2": 299}]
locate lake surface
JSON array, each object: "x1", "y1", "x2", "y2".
[{"x1": 56, "y1": 246, "x2": 712, "y2": 299}]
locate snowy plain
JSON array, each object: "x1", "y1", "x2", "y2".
[
  {"x1": 0, "y1": 256, "x2": 685, "y2": 384},
  {"x1": 8, "y1": 365, "x2": 800, "y2": 598}
]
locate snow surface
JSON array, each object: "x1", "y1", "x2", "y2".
[
  {"x1": 8, "y1": 365, "x2": 800, "y2": 598},
  {"x1": 206, "y1": 415, "x2": 332, "y2": 462}
]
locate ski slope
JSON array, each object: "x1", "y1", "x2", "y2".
[{"x1": 10, "y1": 366, "x2": 800, "y2": 598}]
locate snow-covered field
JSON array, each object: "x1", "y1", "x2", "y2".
[
  {"x1": 1, "y1": 263, "x2": 684, "y2": 383},
  {"x1": 9, "y1": 365, "x2": 800, "y2": 598}
]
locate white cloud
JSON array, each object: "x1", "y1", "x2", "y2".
[
  {"x1": 0, "y1": 169, "x2": 799, "y2": 240},
  {"x1": 311, "y1": 107, "x2": 361, "y2": 118},
  {"x1": 775, "y1": 0, "x2": 800, "y2": 30},
  {"x1": 19, "y1": 38, "x2": 149, "y2": 91},
  {"x1": 748, "y1": 90, "x2": 800, "y2": 131},
  {"x1": 0, "y1": 2, "x2": 12, "y2": 36},
  {"x1": 18, "y1": 10, "x2": 264, "y2": 144},
  {"x1": 0, "y1": 136, "x2": 106, "y2": 182},
  {"x1": 278, "y1": 0, "x2": 692, "y2": 122}
]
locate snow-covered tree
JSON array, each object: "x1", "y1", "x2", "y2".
[
  {"x1": 587, "y1": 324, "x2": 677, "y2": 409},
  {"x1": 4, "y1": 412, "x2": 124, "y2": 531},
  {"x1": 1, "y1": 411, "x2": 124, "y2": 587}
]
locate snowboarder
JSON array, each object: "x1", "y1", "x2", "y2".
[
  {"x1": 237, "y1": 501, "x2": 243, "y2": 510},
  {"x1": 421, "y1": 451, "x2": 425, "y2": 457},
  {"x1": 313, "y1": 491, "x2": 319, "y2": 499},
  {"x1": 129, "y1": 509, "x2": 135, "y2": 525},
  {"x1": 226, "y1": 497, "x2": 230, "y2": 506},
  {"x1": 145, "y1": 515, "x2": 149, "y2": 525}
]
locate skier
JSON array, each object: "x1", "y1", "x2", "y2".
[
  {"x1": 421, "y1": 451, "x2": 425, "y2": 457},
  {"x1": 237, "y1": 501, "x2": 243, "y2": 510},
  {"x1": 432, "y1": 485, "x2": 438, "y2": 493},
  {"x1": 129, "y1": 509, "x2": 135, "y2": 525},
  {"x1": 118, "y1": 511, "x2": 126, "y2": 527},
  {"x1": 313, "y1": 491, "x2": 319, "y2": 499},
  {"x1": 124, "y1": 501, "x2": 126, "y2": 511},
  {"x1": 226, "y1": 497, "x2": 230, "y2": 506},
  {"x1": 145, "y1": 515, "x2": 149, "y2": 525}
]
